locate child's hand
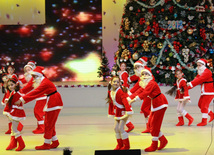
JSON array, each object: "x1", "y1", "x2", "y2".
[{"x1": 14, "y1": 99, "x2": 21, "y2": 105}]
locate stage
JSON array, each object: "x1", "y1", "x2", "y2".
[{"x1": 0, "y1": 86, "x2": 214, "y2": 155}]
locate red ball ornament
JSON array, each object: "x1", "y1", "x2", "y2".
[{"x1": 156, "y1": 70, "x2": 160, "y2": 74}]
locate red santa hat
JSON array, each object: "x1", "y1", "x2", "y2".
[
  {"x1": 10, "y1": 74, "x2": 18, "y2": 83},
  {"x1": 139, "y1": 57, "x2": 148, "y2": 65},
  {"x1": 141, "y1": 66, "x2": 152, "y2": 76},
  {"x1": 30, "y1": 66, "x2": 45, "y2": 77},
  {"x1": 27, "y1": 61, "x2": 37, "y2": 69},
  {"x1": 134, "y1": 60, "x2": 144, "y2": 67},
  {"x1": 197, "y1": 58, "x2": 207, "y2": 66}
]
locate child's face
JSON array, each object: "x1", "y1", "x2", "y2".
[
  {"x1": 175, "y1": 71, "x2": 183, "y2": 79},
  {"x1": 141, "y1": 71, "x2": 150, "y2": 79},
  {"x1": 111, "y1": 77, "x2": 120, "y2": 90},
  {"x1": 120, "y1": 63, "x2": 126, "y2": 71},
  {"x1": 2, "y1": 75, "x2": 8, "y2": 82},
  {"x1": 25, "y1": 66, "x2": 33, "y2": 73},
  {"x1": 7, "y1": 66, "x2": 14, "y2": 75},
  {"x1": 8, "y1": 81, "x2": 16, "y2": 91}
]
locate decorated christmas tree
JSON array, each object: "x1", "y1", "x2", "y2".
[
  {"x1": 114, "y1": 0, "x2": 214, "y2": 85},
  {"x1": 98, "y1": 51, "x2": 110, "y2": 81}
]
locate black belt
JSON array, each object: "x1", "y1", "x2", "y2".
[
  {"x1": 203, "y1": 81, "x2": 214, "y2": 84},
  {"x1": 152, "y1": 93, "x2": 161, "y2": 100},
  {"x1": 47, "y1": 91, "x2": 57, "y2": 97}
]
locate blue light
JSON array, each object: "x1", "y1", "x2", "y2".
[{"x1": 73, "y1": 0, "x2": 78, "y2": 4}]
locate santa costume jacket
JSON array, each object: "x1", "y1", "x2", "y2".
[
  {"x1": 108, "y1": 87, "x2": 133, "y2": 120},
  {"x1": 189, "y1": 68, "x2": 214, "y2": 95},
  {"x1": 20, "y1": 77, "x2": 63, "y2": 112}
]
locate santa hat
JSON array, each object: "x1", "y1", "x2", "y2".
[
  {"x1": 134, "y1": 60, "x2": 144, "y2": 67},
  {"x1": 30, "y1": 66, "x2": 45, "y2": 77},
  {"x1": 27, "y1": 61, "x2": 37, "y2": 69},
  {"x1": 139, "y1": 57, "x2": 148, "y2": 65},
  {"x1": 141, "y1": 67, "x2": 152, "y2": 76},
  {"x1": 10, "y1": 74, "x2": 18, "y2": 83},
  {"x1": 197, "y1": 58, "x2": 207, "y2": 66}
]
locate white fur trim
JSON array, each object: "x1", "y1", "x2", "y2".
[
  {"x1": 126, "y1": 120, "x2": 130, "y2": 124},
  {"x1": 8, "y1": 114, "x2": 26, "y2": 121},
  {"x1": 158, "y1": 132, "x2": 163, "y2": 138},
  {"x1": 152, "y1": 137, "x2": 159, "y2": 141},
  {"x1": 45, "y1": 139, "x2": 52, "y2": 144},
  {"x1": 128, "y1": 91, "x2": 132, "y2": 95},
  {"x1": 38, "y1": 120, "x2": 44, "y2": 124},
  {"x1": 135, "y1": 96, "x2": 140, "y2": 101},
  {"x1": 134, "y1": 62, "x2": 144, "y2": 67},
  {"x1": 12, "y1": 105, "x2": 24, "y2": 110},
  {"x1": 121, "y1": 132, "x2": 129, "y2": 139},
  {"x1": 197, "y1": 60, "x2": 206, "y2": 65},
  {"x1": 45, "y1": 106, "x2": 63, "y2": 112},
  {"x1": 19, "y1": 97, "x2": 25, "y2": 104},
  {"x1": 30, "y1": 71, "x2": 43, "y2": 77},
  {"x1": 202, "y1": 113, "x2": 208, "y2": 118},
  {"x1": 189, "y1": 82, "x2": 193, "y2": 88},
  {"x1": 151, "y1": 104, "x2": 168, "y2": 112},
  {"x1": 127, "y1": 97, "x2": 131, "y2": 102},
  {"x1": 36, "y1": 96, "x2": 47, "y2": 101},
  {"x1": 128, "y1": 77, "x2": 132, "y2": 83},
  {"x1": 52, "y1": 135, "x2": 58, "y2": 141}
]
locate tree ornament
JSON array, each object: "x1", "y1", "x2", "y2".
[
  {"x1": 124, "y1": 18, "x2": 130, "y2": 30},
  {"x1": 157, "y1": 42, "x2": 163, "y2": 49},
  {"x1": 166, "y1": 57, "x2": 170, "y2": 61},
  {"x1": 129, "y1": 6, "x2": 134, "y2": 11},
  {"x1": 132, "y1": 52, "x2": 139, "y2": 60},
  {"x1": 150, "y1": 55, "x2": 157, "y2": 65},
  {"x1": 150, "y1": 0, "x2": 156, "y2": 6},
  {"x1": 187, "y1": 28, "x2": 193, "y2": 35}
]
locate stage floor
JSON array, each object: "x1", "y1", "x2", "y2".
[{"x1": 0, "y1": 105, "x2": 214, "y2": 155}]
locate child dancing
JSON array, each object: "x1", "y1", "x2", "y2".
[
  {"x1": 107, "y1": 76, "x2": 133, "y2": 150},
  {"x1": 6, "y1": 75, "x2": 26, "y2": 151},
  {"x1": 129, "y1": 68, "x2": 168, "y2": 152},
  {"x1": 166, "y1": 69, "x2": 194, "y2": 126}
]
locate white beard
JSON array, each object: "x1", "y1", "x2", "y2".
[
  {"x1": 24, "y1": 73, "x2": 32, "y2": 82},
  {"x1": 134, "y1": 68, "x2": 143, "y2": 77},
  {"x1": 139, "y1": 76, "x2": 152, "y2": 88},
  {"x1": 33, "y1": 77, "x2": 42, "y2": 89},
  {"x1": 197, "y1": 65, "x2": 206, "y2": 75}
]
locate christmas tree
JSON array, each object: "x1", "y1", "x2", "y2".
[
  {"x1": 97, "y1": 51, "x2": 110, "y2": 81},
  {"x1": 114, "y1": 0, "x2": 214, "y2": 85}
]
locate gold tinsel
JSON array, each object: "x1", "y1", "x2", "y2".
[{"x1": 150, "y1": 55, "x2": 157, "y2": 65}]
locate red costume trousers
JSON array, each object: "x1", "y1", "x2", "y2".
[
  {"x1": 44, "y1": 109, "x2": 61, "y2": 139},
  {"x1": 149, "y1": 108, "x2": 167, "y2": 137},
  {"x1": 34, "y1": 99, "x2": 46, "y2": 123},
  {"x1": 198, "y1": 95, "x2": 214, "y2": 113},
  {"x1": 140, "y1": 97, "x2": 151, "y2": 118}
]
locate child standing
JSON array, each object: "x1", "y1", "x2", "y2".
[
  {"x1": 107, "y1": 76, "x2": 133, "y2": 150},
  {"x1": 6, "y1": 75, "x2": 25, "y2": 151},
  {"x1": 118, "y1": 62, "x2": 134, "y2": 132},
  {"x1": 166, "y1": 69, "x2": 194, "y2": 126}
]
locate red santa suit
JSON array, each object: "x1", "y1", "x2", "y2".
[
  {"x1": 2, "y1": 90, "x2": 11, "y2": 116},
  {"x1": 118, "y1": 71, "x2": 130, "y2": 88},
  {"x1": 8, "y1": 91, "x2": 26, "y2": 121},
  {"x1": 108, "y1": 87, "x2": 133, "y2": 150},
  {"x1": 132, "y1": 79, "x2": 168, "y2": 152},
  {"x1": 188, "y1": 59, "x2": 214, "y2": 126},
  {"x1": 175, "y1": 78, "x2": 190, "y2": 102},
  {"x1": 19, "y1": 67, "x2": 63, "y2": 150},
  {"x1": 108, "y1": 87, "x2": 133, "y2": 119},
  {"x1": 20, "y1": 77, "x2": 47, "y2": 133}
]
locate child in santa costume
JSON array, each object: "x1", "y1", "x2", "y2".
[
  {"x1": 129, "y1": 68, "x2": 168, "y2": 152},
  {"x1": 166, "y1": 69, "x2": 194, "y2": 126},
  {"x1": 118, "y1": 62, "x2": 135, "y2": 132},
  {"x1": 19, "y1": 61, "x2": 47, "y2": 134},
  {"x1": 5, "y1": 75, "x2": 26, "y2": 151},
  {"x1": 15, "y1": 66, "x2": 63, "y2": 150},
  {"x1": 1, "y1": 68, "x2": 23, "y2": 134},
  {"x1": 128, "y1": 57, "x2": 151, "y2": 133},
  {"x1": 187, "y1": 58, "x2": 214, "y2": 126},
  {"x1": 107, "y1": 76, "x2": 133, "y2": 150}
]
